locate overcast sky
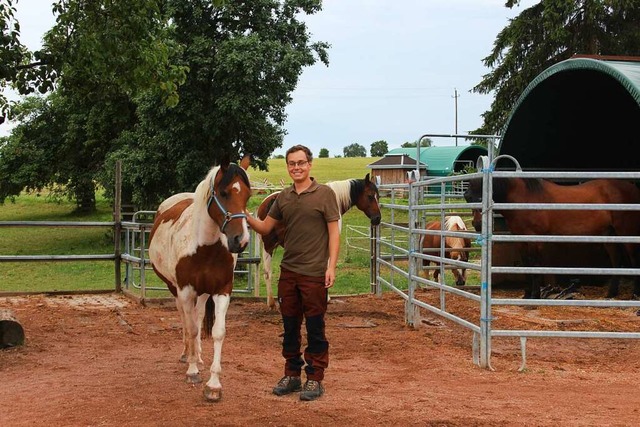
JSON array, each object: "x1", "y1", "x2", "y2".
[{"x1": 5, "y1": 0, "x2": 537, "y2": 156}]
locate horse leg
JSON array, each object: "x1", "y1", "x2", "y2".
[
  {"x1": 204, "y1": 293, "x2": 230, "y2": 402},
  {"x1": 523, "y1": 244, "x2": 542, "y2": 299},
  {"x1": 178, "y1": 288, "x2": 202, "y2": 384},
  {"x1": 262, "y1": 247, "x2": 276, "y2": 309},
  {"x1": 603, "y1": 243, "x2": 623, "y2": 298},
  {"x1": 194, "y1": 293, "x2": 209, "y2": 365},
  {"x1": 175, "y1": 297, "x2": 188, "y2": 363}
]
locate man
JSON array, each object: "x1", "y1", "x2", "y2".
[{"x1": 246, "y1": 144, "x2": 340, "y2": 401}]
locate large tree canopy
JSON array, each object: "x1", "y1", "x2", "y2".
[
  {"x1": 473, "y1": 0, "x2": 640, "y2": 136},
  {"x1": 0, "y1": 0, "x2": 328, "y2": 210}
]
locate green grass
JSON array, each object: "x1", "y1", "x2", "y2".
[
  {"x1": 0, "y1": 159, "x2": 382, "y2": 297},
  {"x1": 0, "y1": 158, "x2": 480, "y2": 297},
  {"x1": 248, "y1": 157, "x2": 379, "y2": 186}
]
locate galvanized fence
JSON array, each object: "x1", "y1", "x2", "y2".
[
  {"x1": 374, "y1": 153, "x2": 640, "y2": 370},
  {"x1": 0, "y1": 161, "x2": 261, "y2": 301},
  {"x1": 119, "y1": 210, "x2": 261, "y2": 303}
]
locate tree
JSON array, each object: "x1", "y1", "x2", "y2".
[
  {"x1": 401, "y1": 138, "x2": 431, "y2": 148},
  {"x1": 318, "y1": 148, "x2": 329, "y2": 158},
  {"x1": 370, "y1": 140, "x2": 388, "y2": 157},
  {"x1": 343, "y1": 143, "x2": 366, "y2": 157},
  {"x1": 0, "y1": 0, "x2": 329, "y2": 210},
  {"x1": 473, "y1": 0, "x2": 640, "y2": 135}
]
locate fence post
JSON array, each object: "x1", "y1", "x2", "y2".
[
  {"x1": 114, "y1": 160, "x2": 122, "y2": 293},
  {"x1": 478, "y1": 155, "x2": 493, "y2": 369}
]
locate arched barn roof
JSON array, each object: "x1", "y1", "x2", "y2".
[{"x1": 497, "y1": 56, "x2": 640, "y2": 171}]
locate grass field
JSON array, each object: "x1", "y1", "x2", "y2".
[
  {"x1": 0, "y1": 156, "x2": 480, "y2": 297},
  {"x1": 0, "y1": 158, "x2": 383, "y2": 297}
]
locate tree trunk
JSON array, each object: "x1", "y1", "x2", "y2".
[
  {"x1": 1, "y1": 309, "x2": 25, "y2": 348},
  {"x1": 75, "y1": 178, "x2": 97, "y2": 213}
]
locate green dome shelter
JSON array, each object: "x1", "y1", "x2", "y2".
[
  {"x1": 368, "y1": 145, "x2": 487, "y2": 186},
  {"x1": 496, "y1": 56, "x2": 640, "y2": 172}
]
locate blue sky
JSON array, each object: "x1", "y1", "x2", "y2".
[{"x1": 5, "y1": 0, "x2": 536, "y2": 157}]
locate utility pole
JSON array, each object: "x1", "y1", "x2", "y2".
[{"x1": 452, "y1": 88, "x2": 459, "y2": 146}]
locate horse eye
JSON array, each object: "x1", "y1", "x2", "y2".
[{"x1": 220, "y1": 189, "x2": 228, "y2": 198}]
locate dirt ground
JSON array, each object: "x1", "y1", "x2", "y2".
[{"x1": 1, "y1": 288, "x2": 639, "y2": 427}]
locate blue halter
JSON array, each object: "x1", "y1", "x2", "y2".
[{"x1": 206, "y1": 176, "x2": 247, "y2": 232}]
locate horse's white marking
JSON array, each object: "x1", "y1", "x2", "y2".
[{"x1": 206, "y1": 293, "x2": 230, "y2": 391}]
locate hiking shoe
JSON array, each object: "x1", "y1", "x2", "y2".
[
  {"x1": 272, "y1": 375, "x2": 301, "y2": 396},
  {"x1": 299, "y1": 379, "x2": 324, "y2": 401}
]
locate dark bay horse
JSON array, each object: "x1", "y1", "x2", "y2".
[
  {"x1": 421, "y1": 216, "x2": 471, "y2": 286},
  {"x1": 149, "y1": 156, "x2": 251, "y2": 402},
  {"x1": 464, "y1": 176, "x2": 640, "y2": 299},
  {"x1": 256, "y1": 173, "x2": 382, "y2": 308}
]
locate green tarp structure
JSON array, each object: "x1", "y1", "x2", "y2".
[
  {"x1": 385, "y1": 145, "x2": 488, "y2": 176},
  {"x1": 497, "y1": 56, "x2": 640, "y2": 171}
]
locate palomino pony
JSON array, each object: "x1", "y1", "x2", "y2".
[
  {"x1": 421, "y1": 216, "x2": 471, "y2": 286},
  {"x1": 256, "y1": 173, "x2": 382, "y2": 308},
  {"x1": 464, "y1": 176, "x2": 640, "y2": 299},
  {"x1": 149, "y1": 156, "x2": 251, "y2": 402}
]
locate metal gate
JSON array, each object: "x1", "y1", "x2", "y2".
[{"x1": 373, "y1": 150, "x2": 640, "y2": 369}]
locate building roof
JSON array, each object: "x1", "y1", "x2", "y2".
[{"x1": 367, "y1": 153, "x2": 422, "y2": 169}]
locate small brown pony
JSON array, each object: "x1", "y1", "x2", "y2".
[
  {"x1": 256, "y1": 174, "x2": 381, "y2": 308},
  {"x1": 465, "y1": 177, "x2": 640, "y2": 299},
  {"x1": 421, "y1": 215, "x2": 471, "y2": 286},
  {"x1": 149, "y1": 156, "x2": 251, "y2": 402}
]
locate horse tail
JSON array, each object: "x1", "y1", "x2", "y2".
[{"x1": 203, "y1": 296, "x2": 214, "y2": 338}]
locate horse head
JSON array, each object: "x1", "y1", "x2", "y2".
[
  {"x1": 444, "y1": 216, "x2": 470, "y2": 286},
  {"x1": 207, "y1": 155, "x2": 252, "y2": 253},
  {"x1": 464, "y1": 178, "x2": 483, "y2": 232},
  {"x1": 354, "y1": 173, "x2": 381, "y2": 226}
]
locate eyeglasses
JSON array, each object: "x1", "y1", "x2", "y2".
[{"x1": 287, "y1": 160, "x2": 309, "y2": 168}]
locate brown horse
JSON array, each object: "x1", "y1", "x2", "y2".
[
  {"x1": 421, "y1": 216, "x2": 471, "y2": 286},
  {"x1": 149, "y1": 156, "x2": 251, "y2": 402},
  {"x1": 464, "y1": 177, "x2": 640, "y2": 299},
  {"x1": 256, "y1": 174, "x2": 382, "y2": 308}
]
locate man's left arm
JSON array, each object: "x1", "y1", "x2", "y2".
[{"x1": 325, "y1": 220, "x2": 340, "y2": 288}]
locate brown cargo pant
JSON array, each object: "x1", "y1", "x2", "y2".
[{"x1": 278, "y1": 267, "x2": 329, "y2": 381}]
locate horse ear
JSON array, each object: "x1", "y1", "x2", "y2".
[
  {"x1": 365, "y1": 173, "x2": 370, "y2": 183},
  {"x1": 239, "y1": 154, "x2": 251, "y2": 170}
]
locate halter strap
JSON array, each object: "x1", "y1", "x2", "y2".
[{"x1": 206, "y1": 175, "x2": 247, "y2": 232}]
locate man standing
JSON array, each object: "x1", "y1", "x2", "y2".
[{"x1": 246, "y1": 144, "x2": 340, "y2": 401}]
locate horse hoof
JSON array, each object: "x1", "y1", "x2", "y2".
[
  {"x1": 204, "y1": 386, "x2": 222, "y2": 402},
  {"x1": 186, "y1": 373, "x2": 202, "y2": 384}
]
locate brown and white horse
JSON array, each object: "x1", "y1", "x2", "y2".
[
  {"x1": 421, "y1": 215, "x2": 471, "y2": 286},
  {"x1": 256, "y1": 174, "x2": 382, "y2": 308},
  {"x1": 149, "y1": 156, "x2": 251, "y2": 402}
]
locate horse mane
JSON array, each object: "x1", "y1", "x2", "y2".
[
  {"x1": 327, "y1": 179, "x2": 354, "y2": 214},
  {"x1": 445, "y1": 216, "x2": 467, "y2": 231},
  {"x1": 523, "y1": 178, "x2": 544, "y2": 192},
  {"x1": 193, "y1": 163, "x2": 251, "y2": 210},
  {"x1": 492, "y1": 177, "x2": 543, "y2": 202},
  {"x1": 194, "y1": 166, "x2": 220, "y2": 214}
]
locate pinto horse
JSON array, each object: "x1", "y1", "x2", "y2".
[
  {"x1": 149, "y1": 156, "x2": 251, "y2": 402},
  {"x1": 421, "y1": 216, "x2": 471, "y2": 286},
  {"x1": 464, "y1": 176, "x2": 640, "y2": 299},
  {"x1": 256, "y1": 174, "x2": 382, "y2": 308}
]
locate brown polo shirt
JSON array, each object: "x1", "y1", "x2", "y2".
[{"x1": 268, "y1": 179, "x2": 340, "y2": 277}]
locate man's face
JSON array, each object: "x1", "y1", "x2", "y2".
[{"x1": 286, "y1": 150, "x2": 311, "y2": 182}]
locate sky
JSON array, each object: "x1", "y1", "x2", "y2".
[{"x1": 4, "y1": 0, "x2": 537, "y2": 156}]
